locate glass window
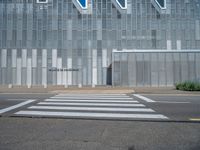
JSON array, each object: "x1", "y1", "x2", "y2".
[
  {"x1": 116, "y1": 0, "x2": 127, "y2": 9},
  {"x1": 155, "y1": 0, "x2": 166, "y2": 9}
]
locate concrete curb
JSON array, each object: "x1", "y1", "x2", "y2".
[
  {"x1": 1, "y1": 86, "x2": 200, "y2": 95},
  {"x1": 0, "y1": 86, "x2": 135, "y2": 94}
]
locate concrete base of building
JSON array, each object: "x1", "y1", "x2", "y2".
[
  {"x1": 0, "y1": 85, "x2": 134, "y2": 94},
  {"x1": 1, "y1": 85, "x2": 200, "y2": 95}
]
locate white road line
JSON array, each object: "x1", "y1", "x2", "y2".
[
  {"x1": 155, "y1": 101, "x2": 190, "y2": 104},
  {"x1": 7, "y1": 99, "x2": 30, "y2": 101},
  {"x1": 38, "y1": 102, "x2": 145, "y2": 107},
  {"x1": 54, "y1": 96, "x2": 130, "y2": 98},
  {"x1": 55, "y1": 95, "x2": 130, "y2": 97},
  {"x1": 0, "y1": 100, "x2": 35, "y2": 114},
  {"x1": 28, "y1": 106, "x2": 155, "y2": 112},
  {"x1": 15, "y1": 111, "x2": 168, "y2": 119},
  {"x1": 50, "y1": 97, "x2": 133, "y2": 100},
  {"x1": 45, "y1": 99, "x2": 139, "y2": 103},
  {"x1": 133, "y1": 94, "x2": 155, "y2": 103},
  {"x1": 57, "y1": 94, "x2": 127, "y2": 96},
  {"x1": 190, "y1": 118, "x2": 200, "y2": 121}
]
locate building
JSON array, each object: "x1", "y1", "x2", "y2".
[{"x1": 0, "y1": 0, "x2": 200, "y2": 87}]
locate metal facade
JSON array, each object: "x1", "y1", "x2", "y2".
[
  {"x1": 0, "y1": 0, "x2": 200, "y2": 87},
  {"x1": 112, "y1": 50, "x2": 200, "y2": 87}
]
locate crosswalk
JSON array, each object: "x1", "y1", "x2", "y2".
[{"x1": 14, "y1": 94, "x2": 168, "y2": 120}]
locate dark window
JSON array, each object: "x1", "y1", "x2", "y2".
[
  {"x1": 117, "y1": 0, "x2": 126, "y2": 8},
  {"x1": 78, "y1": 0, "x2": 86, "y2": 8},
  {"x1": 37, "y1": 0, "x2": 48, "y2": 3},
  {"x1": 156, "y1": 0, "x2": 165, "y2": 8}
]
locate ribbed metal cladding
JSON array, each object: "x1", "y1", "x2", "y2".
[
  {"x1": 0, "y1": 0, "x2": 200, "y2": 87},
  {"x1": 112, "y1": 51, "x2": 200, "y2": 87}
]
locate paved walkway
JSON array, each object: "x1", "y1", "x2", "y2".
[
  {"x1": 1, "y1": 86, "x2": 200, "y2": 95},
  {"x1": 133, "y1": 87, "x2": 200, "y2": 95},
  {"x1": 0, "y1": 86, "x2": 134, "y2": 94}
]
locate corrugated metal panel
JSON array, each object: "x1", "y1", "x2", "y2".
[
  {"x1": 16, "y1": 58, "x2": 22, "y2": 85},
  {"x1": 67, "y1": 57, "x2": 72, "y2": 85},
  {"x1": 52, "y1": 49, "x2": 57, "y2": 68},
  {"x1": 32, "y1": 49, "x2": 37, "y2": 68},
  {"x1": 12, "y1": 49, "x2": 17, "y2": 68},
  {"x1": 22, "y1": 49, "x2": 27, "y2": 67},
  {"x1": 42, "y1": 49, "x2": 47, "y2": 67},
  {"x1": 57, "y1": 58, "x2": 62, "y2": 85},
  {"x1": 113, "y1": 51, "x2": 200, "y2": 87},
  {"x1": 27, "y1": 58, "x2": 32, "y2": 86},
  {"x1": 92, "y1": 49, "x2": 97, "y2": 86},
  {"x1": 1, "y1": 49, "x2": 7, "y2": 67}
]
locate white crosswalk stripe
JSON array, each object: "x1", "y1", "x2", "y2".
[
  {"x1": 50, "y1": 97, "x2": 133, "y2": 100},
  {"x1": 28, "y1": 106, "x2": 155, "y2": 112},
  {"x1": 38, "y1": 102, "x2": 145, "y2": 107},
  {"x1": 57, "y1": 94, "x2": 127, "y2": 96},
  {"x1": 14, "y1": 94, "x2": 169, "y2": 120},
  {"x1": 45, "y1": 99, "x2": 139, "y2": 103},
  {"x1": 15, "y1": 111, "x2": 168, "y2": 119}
]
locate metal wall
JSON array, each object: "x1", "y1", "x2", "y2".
[
  {"x1": 112, "y1": 50, "x2": 200, "y2": 87},
  {"x1": 0, "y1": 0, "x2": 200, "y2": 87}
]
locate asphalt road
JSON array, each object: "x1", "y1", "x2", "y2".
[
  {"x1": 132, "y1": 94, "x2": 200, "y2": 122},
  {"x1": 0, "y1": 93, "x2": 199, "y2": 122},
  {"x1": 0, "y1": 93, "x2": 200, "y2": 150}
]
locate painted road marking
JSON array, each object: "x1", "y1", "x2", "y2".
[
  {"x1": 189, "y1": 118, "x2": 200, "y2": 121},
  {"x1": 51, "y1": 97, "x2": 132, "y2": 100},
  {"x1": 29, "y1": 106, "x2": 155, "y2": 112},
  {"x1": 0, "y1": 100, "x2": 35, "y2": 114},
  {"x1": 133, "y1": 94, "x2": 155, "y2": 103},
  {"x1": 55, "y1": 95, "x2": 129, "y2": 97},
  {"x1": 155, "y1": 101, "x2": 190, "y2": 104},
  {"x1": 15, "y1": 111, "x2": 168, "y2": 119},
  {"x1": 38, "y1": 102, "x2": 145, "y2": 107},
  {"x1": 57, "y1": 94, "x2": 127, "y2": 96},
  {"x1": 7, "y1": 99, "x2": 30, "y2": 101},
  {"x1": 45, "y1": 99, "x2": 138, "y2": 103},
  {"x1": 54, "y1": 95, "x2": 130, "y2": 98}
]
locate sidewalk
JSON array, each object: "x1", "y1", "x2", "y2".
[
  {"x1": 133, "y1": 87, "x2": 200, "y2": 95},
  {"x1": 0, "y1": 85, "x2": 200, "y2": 95},
  {"x1": 0, "y1": 86, "x2": 134, "y2": 94}
]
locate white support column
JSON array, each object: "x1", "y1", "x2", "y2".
[
  {"x1": 63, "y1": 69, "x2": 67, "y2": 88},
  {"x1": 32, "y1": 49, "x2": 37, "y2": 68},
  {"x1": 42, "y1": 49, "x2": 47, "y2": 88},
  {"x1": 167, "y1": 40, "x2": 172, "y2": 50},
  {"x1": 16, "y1": 58, "x2": 22, "y2": 85},
  {"x1": 102, "y1": 49, "x2": 107, "y2": 68},
  {"x1": 12, "y1": 49, "x2": 17, "y2": 68},
  {"x1": 78, "y1": 57, "x2": 82, "y2": 88},
  {"x1": 27, "y1": 58, "x2": 32, "y2": 88},
  {"x1": 67, "y1": 57, "x2": 72, "y2": 85},
  {"x1": 1, "y1": 49, "x2": 7, "y2": 68},
  {"x1": 92, "y1": 49, "x2": 97, "y2": 87},
  {"x1": 52, "y1": 49, "x2": 57, "y2": 85},
  {"x1": 11, "y1": 49, "x2": 17, "y2": 85},
  {"x1": 22, "y1": 49, "x2": 27, "y2": 67},
  {"x1": 57, "y1": 58, "x2": 62, "y2": 85},
  {"x1": 52, "y1": 49, "x2": 57, "y2": 68},
  {"x1": 177, "y1": 40, "x2": 181, "y2": 50},
  {"x1": 102, "y1": 49, "x2": 107, "y2": 85},
  {"x1": 32, "y1": 49, "x2": 37, "y2": 85}
]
